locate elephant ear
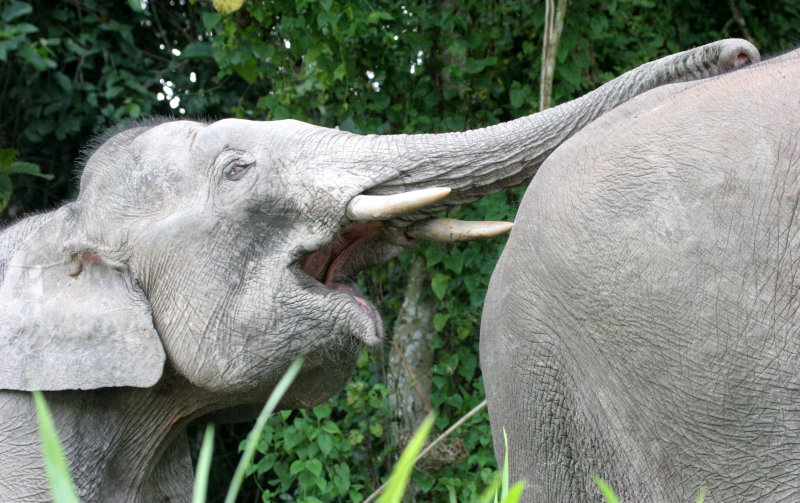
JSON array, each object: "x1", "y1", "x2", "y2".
[{"x1": 0, "y1": 208, "x2": 165, "y2": 391}]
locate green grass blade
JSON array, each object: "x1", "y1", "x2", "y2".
[
  {"x1": 696, "y1": 487, "x2": 707, "y2": 503},
  {"x1": 33, "y1": 390, "x2": 80, "y2": 503},
  {"x1": 501, "y1": 428, "x2": 510, "y2": 501},
  {"x1": 592, "y1": 475, "x2": 620, "y2": 503},
  {"x1": 224, "y1": 357, "x2": 304, "y2": 503},
  {"x1": 448, "y1": 485, "x2": 457, "y2": 503},
  {"x1": 376, "y1": 413, "x2": 435, "y2": 503},
  {"x1": 192, "y1": 423, "x2": 215, "y2": 503},
  {"x1": 500, "y1": 480, "x2": 526, "y2": 503},
  {"x1": 477, "y1": 474, "x2": 502, "y2": 503}
]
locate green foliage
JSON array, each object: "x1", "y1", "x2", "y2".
[
  {"x1": 248, "y1": 351, "x2": 393, "y2": 501},
  {"x1": 0, "y1": 148, "x2": 52, "y2": 212},
  {"x1": 32, "y1": 390, "x2": 80, "y2": 503},
  {"x1": 37, "y1": 386, "x2": 515, "y2": 503},
  {"x1": 0, "y1": 0, "x2": 230, "y2": 215}
]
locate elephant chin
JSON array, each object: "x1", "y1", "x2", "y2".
[{"x1": 299, "y1": 221, "x2": 413, "y2": 346}]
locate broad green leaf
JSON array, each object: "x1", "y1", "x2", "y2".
[
  {"x1": 313, "y1": 404, "x2": 332, "y2": 420},
  {"x1": 127, "y1": 0, "x2": 143, "y2": 12},
  {"x1": 305, "y1": 458, "x2": 323, "y2": 477},
  {"x1": 8, "y1": 22, "x2": 38, "y2": 35},
  {"x1": 425, "y1": 246, "x2": 445, "y2": 267},
  {"x1": 333, "y1": 476, "x2": 349, "y2": 493},
  {"x1": 182, "y1": 42, "x2": 213, "y2": 60},
  {"x1": 367, "y1": 10, "x2": 394, "y2": 23},
  {"x1": 321, "y1": 420, "x2": 341, "y2": 434},
  {"x1": 442, "y1": 250, "x2": 464, "y2": 274},
  {"x1": 433, "y1": 312, "x2": 450, "y2": 332},
  {"x1": 415, "y1": 472, "x2": 435, "y2": 491},
  {"x1": 333, "y1": 63, "x2": 347, "y2": 81},
  {"x1": 431, "y1": 273, "x2": 451, "y2": 300},
  {"x1": 202, "y1": 12, "x2": 222, "y2": 31},
  {"x1": 0, "y1": 148, "x2": 18, "y2": 169},
  {"x1": 3, "y1": 1, "x2": 32, "y2": 22},
  {"x1": 33, "y1": 391, "x2": 80, "y2": 503},
  {"x1": 8, "y1": 161, "x2": 54, "y2": 179},
  {"x1": 290, "y1": 459, "x2": 305, "y2": 475},
  {"x1": 54, "y1": 72, "x2": 71, "y2": 92},
  {"x1": 233, "y1": 57, "x2": 258, "y2": 83},
  {"x1": 18, "y1": 43, "x2": 56, "y2": 72},
  {"x1": 317, "y1": 433, "x2": 333, "y2": 456},
  {"x1": 0, "y1": 172, "x2": 12, "y2": 211}
]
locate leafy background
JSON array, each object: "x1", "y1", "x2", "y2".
[{"x1": 2, "y1": 0, "x2": 798, "y2": 501}]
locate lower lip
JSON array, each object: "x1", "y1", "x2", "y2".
[{"x1": 329, "y1": 282, "x2": 383, "y2": 344}]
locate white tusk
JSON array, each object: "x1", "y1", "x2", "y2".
[
  {"x1": 346, "y1": 187, "x2": 451, "y2": 221},
  {"x1": 407, "y1": 218, "x2": 513, "y2": 242}
]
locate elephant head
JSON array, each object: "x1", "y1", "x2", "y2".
[{"x1": 0, "y1": 39, "x2": 759, "y2": 410}]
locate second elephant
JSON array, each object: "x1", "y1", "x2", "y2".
[{"x1": 482, "y1": 47, "x2": 800, "y2": 501}]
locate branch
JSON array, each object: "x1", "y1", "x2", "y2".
[
  {"x1": 539, "y1": 0, "x2": 568, "y2": 111},
  {"x1": 727, "y1": 0, "x2": 753, "y2": 43},
  {"x1": 362, "y1": 399, "x2": 488, "y2": 503}
]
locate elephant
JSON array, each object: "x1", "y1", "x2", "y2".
[
  {"x1": 0, "y1": 39, "x2": 757, "y2": 502},
  {"x1": 481, "y1": 46, "x2": 800, "y2": 501}
]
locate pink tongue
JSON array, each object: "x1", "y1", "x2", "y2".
[
  {"x1": 303, "y1": 222, "x2": 385, "y2": 282},
  {"x1": 354, "y1": 297, "x2": 370, "y2": 309}
]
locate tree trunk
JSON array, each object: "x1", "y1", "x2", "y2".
[
  {"x1": 387, "y1": 253, "x2": 436, "y2": 501},
  {"x1": 540, "y1": 0, "x2": 568, "y2": 111}
]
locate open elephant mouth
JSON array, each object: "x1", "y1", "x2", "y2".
[
  {"x1": 300, "y1": 221, "x2": 409, "y2": 343},
  {"x1": 292, "y1": 188, "x2": 513, "y2": 346}
]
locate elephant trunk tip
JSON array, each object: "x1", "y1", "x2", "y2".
[{"x1": 720, "y1": 39, "x2": 761, "y2": 69}]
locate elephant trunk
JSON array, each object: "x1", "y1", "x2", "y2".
[{"x1": 359, "y1": 38, "x2": 759, "y2": 212}]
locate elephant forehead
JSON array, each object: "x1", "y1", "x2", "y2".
[
  {"x1": 82, "y1": 120, "x2": 203, "y2": 186},
  {"x1": 195, "y1": 118, "x2": 324, "y2": 150}
]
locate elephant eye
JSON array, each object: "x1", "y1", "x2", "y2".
[{"x1": 225, "y1": 162, "x2": 252, "y2": 180}]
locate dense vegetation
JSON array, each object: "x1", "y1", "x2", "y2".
[{"x1": 2, "y1": 0, "x2": 798, "y2": 501}]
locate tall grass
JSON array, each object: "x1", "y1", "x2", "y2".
[
  {"x1": 34, "y1": 358, "x2": 525, "y2": 502},
  {"x1": 32, "y1": 390, "x2": 80, "y2": 503}
]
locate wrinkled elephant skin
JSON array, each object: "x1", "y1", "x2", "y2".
[{"x1": 482, "y1": 48, "x2": 800, "y2": 501}]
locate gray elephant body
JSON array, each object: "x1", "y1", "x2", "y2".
[
  {"x1": 0, "y1": 39, "x2": 757, "y2": 501},
  {"x1": 481, "y1": 49, "x2": 800, "y2": 501}
]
